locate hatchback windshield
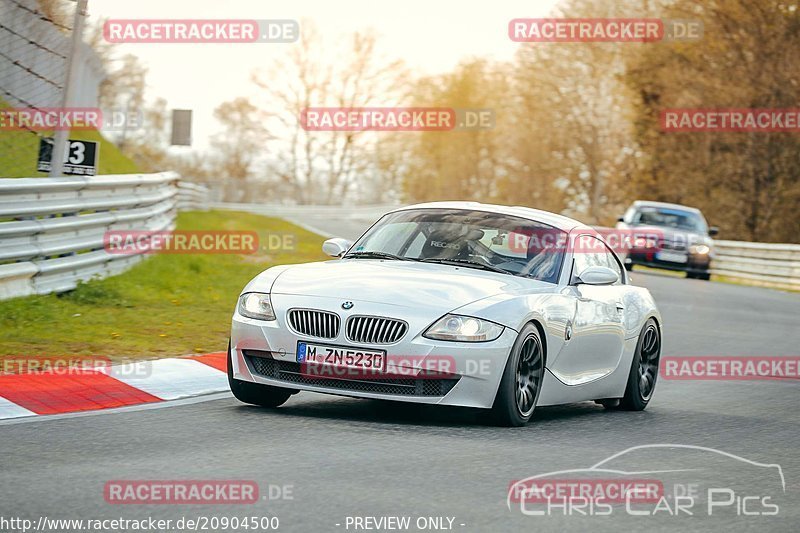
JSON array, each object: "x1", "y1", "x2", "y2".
[
  {"x1": 345, "y1": 209, "x2": 565, "y2": 283},
  {"x1": 634, "y1": 207, "x2": 708, "y2": 233}
]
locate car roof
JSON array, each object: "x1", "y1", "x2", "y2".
[
  {"x1": 632, "y1": 200, "x2": 702, "y2": 213},
  {"x1": 389, "y1": 201, "x2": 591, "y2": 232}
]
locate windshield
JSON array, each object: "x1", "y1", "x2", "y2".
[
  {"x1": 345, "y1": 209, "x2": 565, "y2": 283},
  {"x1": 634, "y1": 207, "x2": 708, "y2": 233}
]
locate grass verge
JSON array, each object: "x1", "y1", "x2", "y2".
[
  {"x1": 0, "y1": 99, "x2": 139, "y2": 177},
  {"x1": 0, "y1": 210, "x2": 327, "y2": 361}
]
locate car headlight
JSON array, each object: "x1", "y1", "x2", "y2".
[
  {"x1": 238, "y1": 292, "x2": 276, "y2": 321},
  {"x1": 690, "y1": 244, "x2": 711, "y2": 255},
  {"x1": 424, "y1": 314, "x2": 504, "y2": 342}
]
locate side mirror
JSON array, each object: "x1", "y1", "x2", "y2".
[
  {"x1": 322, "y1": 237, "x2": 352, "y2": 258},
  {"x1": 575, "y1": 265, "x2": 619, "y2": 286},
  {"x1": 617, "y1": 216, "x2": 625, "y2": 223},
  {"x1": 708, "y1": 226, "x2": 719, "y2": 237}
]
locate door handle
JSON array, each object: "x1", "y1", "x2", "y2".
[{"x1": 615, "y1": 302, "x2": 625, "y2": 311}]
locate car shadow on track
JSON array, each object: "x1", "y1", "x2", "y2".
[{"x1": 230, "y1": 395, "x2": 610, "y2": 428}]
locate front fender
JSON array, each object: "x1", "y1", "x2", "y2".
[
  {"x1": 240, "y1": 264, "x2": 294, "y2": 295},
  {"x1": 451, "y1": 290, "x2": 574, "y2": 370}
]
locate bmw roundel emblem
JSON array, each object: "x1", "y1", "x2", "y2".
[{"x1": 341, "y1": 301, "x2": 354, "y2": 310}]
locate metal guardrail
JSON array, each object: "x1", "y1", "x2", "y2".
[
  {"x1": 0, "y1": 172, "x2": 208, "y2": 301},
  {"x1": 711, "y1": 240, "x2": 800, "y2": 291},
  {"x1": 592, "y1": 225, "x2": 799, "y2": 292},
  {"x1": 177, "y1": 182, "x2": 210, "y2": 211},
  {"x1": 2, "y1": 187, "x2": 796, "y2": 299}
]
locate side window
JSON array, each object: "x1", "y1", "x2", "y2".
[
  {"x1": 571, "y1": 235, "x2": 623, "y2": 284},
  {"x1": 573, "y1": 251, "x2": 604, "y2": 275},
  {"x1": 572, "y1": 234, "x2": 604, "y2": 279},
  {"x1": 600, "y1": 243, "x2": 624, "y2": 285}
]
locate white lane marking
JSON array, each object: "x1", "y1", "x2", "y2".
[
  {"x1": 0, "y1": 392, "x2": 234, "y2": 426},
  {"x1": 0, "y1": 396, "x2": 36, "y2": 419},
  {"x1": 108, "y1": 358, "x2": 228, "y2": 400}
]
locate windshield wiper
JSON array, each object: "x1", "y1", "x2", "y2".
[
  {"x1": 343, "y1": 251, "x2": 414, "y2": 261},
  {"x1": 420, "y1": 257, "x2": 510, "y2": 275}
]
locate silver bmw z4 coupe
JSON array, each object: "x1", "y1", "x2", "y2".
[{"x1": 229, "y1": 202, "x2": 662, "y2": 426}]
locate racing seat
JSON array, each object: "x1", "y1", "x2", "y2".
[{"x1": 419, "y1": 228, "x2": 484, "y2": 260}]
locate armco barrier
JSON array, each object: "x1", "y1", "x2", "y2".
[
  {"x1": 177, "y1": 182, "x2": 210, "y2": 211},
  {"x1": 711, "y1": 240, "x2": 800, "y2": 291},
  {"x1": 2, "y1": 190, "x2": 795, "y2": 299},
  {"x1": 0, "y1": 172, "x2": 207, "y2": 300},
  {"x1": 593, "y1": 225, "x2": 798, "y2": 292}
]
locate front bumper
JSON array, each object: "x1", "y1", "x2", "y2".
[
  {"x1": 625, "y1": 250, "x2": 711, "y2": 274},
  {"x1": 230, "y1": 296, "x2": 517, "y2": 409}
]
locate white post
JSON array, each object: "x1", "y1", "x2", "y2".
[{"x1": 50, "y1": 0, "x2": 89, "y2": 177}]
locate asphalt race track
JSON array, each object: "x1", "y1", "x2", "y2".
[{"x1": 1, "y1": 216, "x2": 798, "y2": 533}]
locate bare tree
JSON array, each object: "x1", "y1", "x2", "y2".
[
  {"x1": 251, "y1": 21, "x2": 406, "y2": 204},
  {"x1": 210, "y1": 97, "x2": 270, "y2": 201}
]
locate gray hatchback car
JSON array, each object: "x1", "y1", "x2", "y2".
[{"x1": 615, "y1": 201, "x2": 719, "y2": 280}]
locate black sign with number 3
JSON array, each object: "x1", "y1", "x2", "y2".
[{"x1": 36, "y1": 137, "x2": 99, "y2": 176}]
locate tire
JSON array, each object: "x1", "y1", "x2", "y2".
[
  {"x1": 686, "y1": 271, "x2": 697, "y2": 279},
  {"x1": 227, "y1": 341, "x2": 294, "y2": 408},
  {"x1": 697, "y1": 272, "x2": 711, "y2": 281},
  {"x1": 490, "y1": 324, "x2": 545, "y2": 427},
  {"x1": 624, "y1": 263, "x2": 633, "y2": 272},
  {"x1": 617, "y1": 318, "x2": 660, "y2": 411}
]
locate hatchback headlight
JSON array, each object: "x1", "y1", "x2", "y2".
[
  {"x1": 238, "y1": 292, "x2": 276, "y2": 321},
  {"x1": 690, "y1": 244, "x2": 711, "y2": 255},
  {"x1": 424, "y1": 314, "x2": 504, "y2": 342}
]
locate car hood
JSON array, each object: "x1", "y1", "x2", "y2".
[{"x1": 269, "y1": 259, "x2": 550, "y2": 312}]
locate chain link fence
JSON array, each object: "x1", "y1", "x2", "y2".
[{"x1": 0, "y1": 0, "x2": 104, "y2": 178}]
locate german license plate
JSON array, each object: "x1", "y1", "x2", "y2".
[
  {"x1": 296, "y1": 341, "x2": 386, "y2": 372},
  {"x1": 656, "y1": 250, "x2": 688, "y2": 263}
]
